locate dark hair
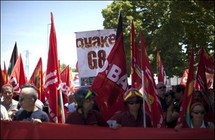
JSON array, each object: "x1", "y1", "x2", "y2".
[
  {"x1": 175, "y1": 84, "x2": 185, "y2": 94},
  {"x1": 165, "y1": 90, "x2": 175, "y2": 98}
]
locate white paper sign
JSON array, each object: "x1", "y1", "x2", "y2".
[{"x1": 76, "y1": 29, "x2": 116, "y2": 79}]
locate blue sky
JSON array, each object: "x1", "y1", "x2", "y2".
[{"x1": 1, "y1": 1, "x2": 112, "y2": 78}]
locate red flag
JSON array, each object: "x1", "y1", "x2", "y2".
[
  {"x1": 8, "y1": 42, "x2": 18, "y2": 76},
  {"x1": 60, "y1": 65, "x2": 70, "y2": 104},
  {"x1": 9, "y1": 54, "x2": 26, "y2": 96},
  {"x1": 29, "y1": 57, "x2": 45, "y2": 103},
  {"x1": 156, "y1": 50, "x2": 165, "y2": 83},
  {"x1": 180, "y1": 69, "x2": 189, "y2": 86},
  {"x1": 202, "y1": 48, "x2": 214, "y2": 89},
  {"x1": 0, "y1": 65, "x2": 5, "y2": 88},
  {"x1": 202, "y1": 49, "x2": 215, "y2": 74},
  {"x1": 91, "y1": 32, "x2": 128, "y2": 121},
  {"x1": 45, "y1": 12, "x2": 61, "y2": 123},
  {"x1": 176, "y1": 48, "x2": 195, "y2": 127},
  {"x1": 196, "y1": 48, "x2": 207, "y2": 92},
  {"x1": 130, "y1": 21, "x2": 141, "y2": 89},
  {"x1": 140, "y1": 32, "x2": 164, "y2": 128}
]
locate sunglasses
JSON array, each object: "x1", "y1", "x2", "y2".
[
  {"x1": 127, "y1": 101, "x2": 140, "y2": 105},
  {"x1": 192, "y1": 111, "x2": 205, "y2": 115},
  {"x1": 158, "y1": 86, "x2": 166, "y2": 89},
  {"x1": 19, "y1": 97, "x2": 33, "y2": 102}
]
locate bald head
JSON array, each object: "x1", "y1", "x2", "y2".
[{"x1": 20, "y1": 84, "x2": 38, "y2": 100}]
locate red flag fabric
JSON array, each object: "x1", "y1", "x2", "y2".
[
  {"x1": 0, "y1": 65, "x2": 5, "y2": 89},
  {"x1": 202, "y1": 49, "x2": 215, "y2": 74},
  {"x1": 180, "y1": 69, "x2": 189, "y2": 86},
  {"x1": 156, "y1": 50, "x2": 165, "y2": 83},
  {"x1": 196, "y1": 48, "x2": 207, "y2": 92},
  {"x1": 140, "y1": 32, "x2": 164, "y2": 128},
  {"x1": 91, "y1": 33, "x2": 128, "y2": 121},
  {"x1": 176, "y1": 48, "x2": 195, "y2": 127},
  {"x1": 9, "y1": 54, "x2": 26, "y2": 96},
  {"x1": 8, "y1": 42, "x2": 18, "y2": 76},
  {"x1": 44, "y1": 12, "x2": 61, "y2": 123},
  {"x1": 60, "y1": 65, "x2": 70, "y2": 104},
  {"x1": 130, "y1": 21, "x2": 141, "y2": 89},
  {"x1": 29, "y1": 57, "x2": 45, "y2": 103}
]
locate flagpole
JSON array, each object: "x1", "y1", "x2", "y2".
[
  {"x1": 59, "y1": 88, "x2": 65, "y2": 123},
  {"x1": 141, "y1": 70, "x2": 146, "y2": 128}
]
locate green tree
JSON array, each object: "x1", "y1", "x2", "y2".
[
  {"x1": 60, "y1": 63, "x2": 67, "y2": 72},
  {"x1": 102, "y1": 0, "x2": 214, "y2": 77}
]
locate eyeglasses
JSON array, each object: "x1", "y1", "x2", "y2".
[
  {"x1": 192, "y1": 111, "x2": 205, "y2": 115},
  {"x1": 19, "y1": 97, "x2": 33, "y2": 102},
  {"x1": 127, "y1": 101, "x2": 140, "y2": 105},
  {"x1": 158, "y1": 86, "x2": 166, "y2": 89}
]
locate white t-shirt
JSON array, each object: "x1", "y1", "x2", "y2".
[
  {"x1": 190, "y1": 120, "x2": 213, "y2": 128},
  {"x1": 1, "y1": 104, "x2": 9, "y2": 120}
]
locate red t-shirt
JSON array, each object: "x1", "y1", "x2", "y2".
[{"x1": 65, "y1": 110, "x2": 108, "y2": 127}]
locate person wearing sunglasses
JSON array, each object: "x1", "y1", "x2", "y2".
[
  {"x1": 107, "y1": 88, "x2": 152, "y2": 129},
  {"x1": 65, "y1": 87, "x2": 107, "y2": 126},
  {"x1": 175, "y1": 102, "x2": 214, "y2": 131},
  {"x1": 189, "y1": 102, "x2": 214, "y2": 129},
  {"x1": 166, "y1": 84, "x2": 185, "y2": 128},
  {"x1": 12, "y1": 83, "x2": 49, "y2": 124},
  {"x1": 156, "y1": 82, "x2": 168, "y2": 117}
]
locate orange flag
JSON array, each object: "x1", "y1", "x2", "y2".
[
  {"x1": 3, "y1": 62, "x2": 8, "y2": 84},
  {"x1": 29, "y1": 57, "x2": 45, "y2": 103},
  {"x1": 156, "y1": 50, "x2": 165, "y2": 84},
  {"x1": 176, "y1": 48, "x2": 195, "y2": 127}
]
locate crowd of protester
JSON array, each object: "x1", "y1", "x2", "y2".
[{"x1": 0, "y1": 82, "x2": 214, "y2": 130}]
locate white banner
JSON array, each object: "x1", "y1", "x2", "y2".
[{"x1": 76, "y1": 29, "x2": 116, "y2": 80}]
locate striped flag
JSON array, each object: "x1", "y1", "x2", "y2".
[
  {"x1": 140, "y1": 32, "x2": 164, "y2": 128},
  {"x1": 9, "y1": 54, "x2": 26, "y2": 97},
  {"x1": 45, "y1": 12, "x2": 61, "y2": 123}
]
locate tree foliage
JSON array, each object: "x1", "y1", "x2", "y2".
[{"x1": 102, "y1": 0, "x2": 214, "y2": 77}]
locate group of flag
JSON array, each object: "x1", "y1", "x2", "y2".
[
  {"x1": 1, "y1": 12, "x2": 214, "y2": 128},
  {"x1": 1, "y1": 12, "x2": 70, "y2": 123}
]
